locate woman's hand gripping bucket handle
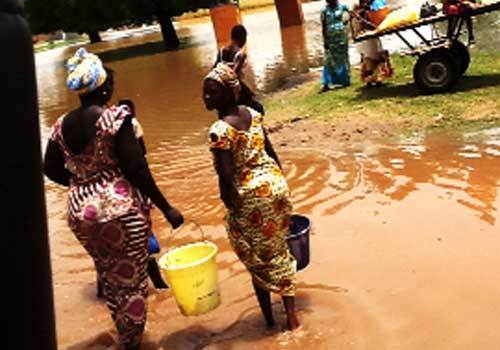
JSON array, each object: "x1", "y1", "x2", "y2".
[
  {"x1": 166, "y1": 219, "x2": 206, "y2": 244},
  {"x1": 163, "y1": 220, "x2": 207, "y2": 266}
]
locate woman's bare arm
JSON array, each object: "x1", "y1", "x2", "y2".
[
  {"x1": 213, "y1": 149, "x2": 238, "y2": 210},
  {"x1": 264, "y1": 129, "x2": 282, "y2": 169},
  {"x1": 44, "y1": 140, "x2": 71, "y2": 186}
]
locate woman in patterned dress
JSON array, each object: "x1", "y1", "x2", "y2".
[
  {"x1": 320, "y1": 0, "x2": 351, "y2": 92},
  {"x1": 203, "y1": 63, "x2": 299, "y2": 330},
  {"x1": 357, "y1": 0, "x2": 394, "y2": 87},
  {"x1": 44, "y1": 48, "x2": 183, "y2": 350}
]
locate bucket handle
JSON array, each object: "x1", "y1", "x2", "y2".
[
  {"x1": 166, "y1": 219, "x2": 207, "y2": 247},
  {"x1": 162, "y1": 220, "x2": 208, "y2": 268}
]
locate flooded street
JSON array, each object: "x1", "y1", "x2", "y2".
[
  {"x1": 37, "y1": 1, "x2": 500, "y2": 349},
  {"x1": 48, "y1": 127, "x2": 500, "y2": 350}
]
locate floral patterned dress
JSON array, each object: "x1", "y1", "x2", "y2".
[
  {"x1": 50, "y1": 106, "x2": 151, "y2": 348},
  {"x1": 209, "y1": 108, "x2": 296, "y2": 296}
]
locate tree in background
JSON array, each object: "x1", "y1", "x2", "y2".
[
  {"x1": 25, "y1": 0, "x2": 129, "y2": 43},
  {"x1": 25, "y1": 0, "x2": 239, "y2": 47}
]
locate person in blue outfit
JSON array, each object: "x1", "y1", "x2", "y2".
[{"x1": 320, "y1": 0, "x2": 351, "y2": 93}]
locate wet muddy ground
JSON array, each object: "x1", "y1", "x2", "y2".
[{"x1": 47, "y1": 127, "x2": 500, "y2": 350}]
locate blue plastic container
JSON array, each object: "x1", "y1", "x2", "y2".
[
  {"x1": 149, "y1": 233, "x2": 161, "y2": 255},
  {"x1": 287, "y1": 215, "x2": 311, "y2": 271}
]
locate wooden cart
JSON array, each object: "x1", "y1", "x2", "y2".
[{"x1": 351, "y1": 2, "x2": 500, "y2": 93}]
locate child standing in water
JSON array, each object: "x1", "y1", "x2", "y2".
[{"x1": 214, "y1": 24, "x2": 265, "y2": 115}]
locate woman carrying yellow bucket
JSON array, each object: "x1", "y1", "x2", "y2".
[{"x1": 202, "y1": 63, "x2": 300, "y2": 330}]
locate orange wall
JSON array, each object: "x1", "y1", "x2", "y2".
[
  {"x1": 274, "y1": 0, "x2": 304, "y2": 27},
  {"x1": 210, "y1": 4, "x2": 243, "y2": 48}
]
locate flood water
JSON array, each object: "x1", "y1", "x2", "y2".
[{"x1": 37, "y1": 1, "x2": 500, "y2": 349}]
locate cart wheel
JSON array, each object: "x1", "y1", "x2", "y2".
[
  {"x1": 450, "y1": 40, "x2": 470, "y2": 76},
  {"x1": 414, "y1": 48, "x2": 459, "y2": 94}
]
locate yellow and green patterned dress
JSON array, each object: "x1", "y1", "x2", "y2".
[{"x1": 209, "y1": 109, "x2": 296, "y2": 296}]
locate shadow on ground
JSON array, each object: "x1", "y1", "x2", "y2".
[
  {"x1": 353, "y1": 73, "x2": 500, "y2": 101},
  {"x1": 98, "y1": 36, "x2": 209, "y2": 64}
]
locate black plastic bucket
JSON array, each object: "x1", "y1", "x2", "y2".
[{"x1": 287, "y1": 215, "x2": 311, "y2": 271}]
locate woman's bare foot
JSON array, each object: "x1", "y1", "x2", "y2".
[
  {"x1": 282, "y1": 296, "x2": 300, "y2": 330},
  {"x1": 286, "y1": 313, "x2": 301, "y2": 331},
  {"x1": 319, "y1": 85, "x2": 330, "y2": 94},
  {"x1": 266, "y1": 318, "x2": 276, "y2": 329},
  {"x1": 252, "y1": 280, "x2": 276, "y2": 328}
]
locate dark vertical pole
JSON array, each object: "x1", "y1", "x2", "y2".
[
  {"x1": 158, "y1": 10, "x2": 180, "y2": 49},
  {"x1": 274, "y1": 0, "x2": 304, "y2": 28},
  {"x1": 2, "y1": 0, "x2": 57, "y2": 349},
  {"x1": 87, "y1": 30, "x2": 103, "y2": 43},
  {"x1": 152, "y1": 0, "x2": 179, "y2": 50}
]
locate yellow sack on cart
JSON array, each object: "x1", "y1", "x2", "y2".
[{"x1": 377, "y1": 6, "x2": 421, "y2": 31}]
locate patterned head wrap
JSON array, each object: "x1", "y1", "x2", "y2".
[
  {"x1": 205, "y1": 63, "x2": 241, "y2": 100},
  {"x1": 66, "y1": 48, "x2": 107, "y2": 95}
]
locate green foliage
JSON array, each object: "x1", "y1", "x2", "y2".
[
  {"x1": 25, "y1": 0, "x2": 131, "y2": 33},
  {"x1": 24, "y1": 0, "x2": 237, "y2": 34}
]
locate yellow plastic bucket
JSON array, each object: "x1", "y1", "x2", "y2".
[{"x1": 159, "y1": 241, "x2": 220, "y2": 316}]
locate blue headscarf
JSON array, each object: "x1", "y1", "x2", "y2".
[
  {"x1": 370, "y1": 0, "x2": 387, "y2": 11},
  {"x1": 66, "y1": 48, "x2": 107, "y2": 95}
]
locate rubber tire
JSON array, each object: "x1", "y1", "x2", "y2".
[
  {"x1": 414, "y1": 48, "x2": 459, "y2": 94},
  {"x1": 450, "y1": 40, "x2": 470, "y2": 76}
]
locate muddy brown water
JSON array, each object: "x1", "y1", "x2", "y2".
[{"x1": 37, "y1": 2, "x2": 500, "y2": 349}]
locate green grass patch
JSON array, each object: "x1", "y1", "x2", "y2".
[
  {"x1": 35, "y1": 39, "x2": 88, "y2": 53},
  {"x1": 265, "y1": 50, "x2": 500, "y2": 132}
]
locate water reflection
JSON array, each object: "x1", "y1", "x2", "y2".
[
  {"x1": 144, "y1": 129, "x2": 500, "y2": 237},
  {"x1": 281, "y1": 25, "x2": 309, "y2": 74},
  {"x1": 36, "y1": 2, "x2": 326, "y2": 149},
  {"x1": 299, "y1": 129, "x2": 500, "y2": 226},
  {"x1": 51, "y1": 127, "x2": 500, "y2": 349},
  {"x1": 36, "y1": 2, "x2": 500, "y2": 148}
]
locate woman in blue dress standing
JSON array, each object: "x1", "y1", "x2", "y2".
[{"x1": 320, "y1": 0, "x2": 351, "y2": 93}]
